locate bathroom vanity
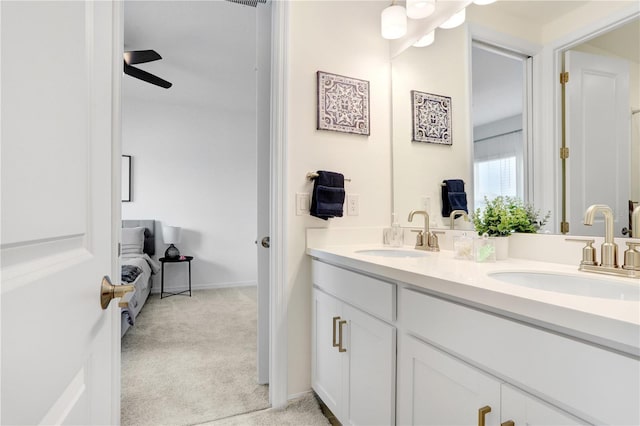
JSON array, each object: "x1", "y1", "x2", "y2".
[{"x1": 308, "y1": 236, "x2": 639, "y2": 426}]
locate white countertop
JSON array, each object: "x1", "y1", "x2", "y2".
[{"x1": 307, "y1": 244, "x2": 640, "y2": 357}]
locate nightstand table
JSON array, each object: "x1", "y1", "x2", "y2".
[{"x1": 159, "y1": 256, "x2": 193, "y2": 299}]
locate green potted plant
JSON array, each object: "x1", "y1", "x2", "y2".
[{"x1": 472, "y1": 196, "x2": 550, "y2": 259}]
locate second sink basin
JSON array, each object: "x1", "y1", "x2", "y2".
[
  {"x1": 355, "y1": 249, "x2": 428, "y2": 258},
  {"x1": 488, "y1": 271, "x2": 640, "y2": 301}
]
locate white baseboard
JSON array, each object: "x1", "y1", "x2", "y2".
[
  {"x1": 150, "y1": 281, "x2": 257, "y2": 294},
  {"x1": 288, "y1": 390, "x2": 313, "y2": 401}
]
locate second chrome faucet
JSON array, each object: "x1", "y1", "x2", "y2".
[{"x1": 408, "y1": 210, "x2": 439, "y2": 251}]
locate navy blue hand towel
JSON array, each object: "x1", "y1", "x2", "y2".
[
  {"x1": 441, "y1": 179, "x2": 468, "y2": 217},
  {"x1": 310, "y1": 171, "x2": 345, "y2": 220}
]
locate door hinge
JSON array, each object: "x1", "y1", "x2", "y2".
[
  {"x1": 560, "y1": 147, "x2": 569, "y2": 159},
  {"x1": 560, "y1": 72, "x2": 569, "y2": 84},
  {"x1": 561, "y1": 221, "x2": 570, "y2": 233}
]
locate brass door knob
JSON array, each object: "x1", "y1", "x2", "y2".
[{"x1": 101, "y1": 275, "x2": 134, "y2": 309}]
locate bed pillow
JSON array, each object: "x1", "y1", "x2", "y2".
[{"x1": 121, "y1": 227, "x2": 145, "y2": 258}]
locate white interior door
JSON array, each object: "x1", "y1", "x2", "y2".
[
  {"x1": 256, "y1": 1, "x2": 271, "y2": 386},
  {"x1": 565, "y1": 50, "x2": 630, "y2": 236},
  {"x1": 1, "y1": 1, "x2": 119, "y2": 424}
]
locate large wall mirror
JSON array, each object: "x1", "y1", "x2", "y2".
[{"x1": 391, "y1": 1, "x2": 639, "y2": 236}]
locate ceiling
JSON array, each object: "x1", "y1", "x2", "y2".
[
  {"x1": 123, "y1": 1, "x2": 258, "y2": 108},
  {"x1": 487, "y1": 1, "x2": 591, "y2": 26}
]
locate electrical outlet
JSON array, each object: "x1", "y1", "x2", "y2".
[
  {"x1": 421, "y1": 196, "x2": 431, "y2": 213},
  {"x1": 296, "y1": 193, "x2": 310, "y2": 215},
  {"x1": 347, "y1": 194, "x2": 360, "y2": 216}
]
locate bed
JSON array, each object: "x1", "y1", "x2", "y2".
[{"x1": 121, "y1": 220, "x2": 160, "y2": 337}]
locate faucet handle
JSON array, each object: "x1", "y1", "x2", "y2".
[
  {"x1": 427, "y1": 232, "x2": 440, "y2": 251},
  {"x1": 411, "y1": 229, "x2": 424, "y2": 247},
  {"x1": 566, "y1": 238, "x2": 597, "y2": 266},
  {"x1": 622, "y1": 242, "x2": 640, "y2": 271}
]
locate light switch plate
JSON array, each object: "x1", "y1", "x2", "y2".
[{"x1": 296, "y1": 193, "x2": 310, "y2": 215}]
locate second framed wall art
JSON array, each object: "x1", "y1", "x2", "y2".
[{"x1": 411, "y1": 90, "x2": 452, "y2": 145}]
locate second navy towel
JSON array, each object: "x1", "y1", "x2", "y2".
[{"x1": 441, "y1": 179, "x2": 468, "y2": 217}]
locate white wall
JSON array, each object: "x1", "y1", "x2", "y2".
[
  {"x1": 122, "y1": 5, "x2": 257, "y2": 292},
  {"x1": 392, "y1": 25, "x2": 472, "y2": 228},
  {"x1": 286, "y1": 0, "x2": 392, "y2": 396}
]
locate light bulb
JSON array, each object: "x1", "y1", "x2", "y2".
[
  {"x1": 407, "y1": 0, "x2": 436, "y2": 19},
  {"x1": 381, "y1": 4, "x2": 408, "y2": 39},
  {"x1": 439, "y1": 8, "x2": 465, "y2": 29},
  {"x1": 413, "y1": 31, "x2": 435, "y2": 47},
  {"x1": 473, "y1": 0, "x2": 496, "y2": 4}
]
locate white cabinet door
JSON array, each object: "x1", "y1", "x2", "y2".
[
  {"x1": 343, "y1": 303, "x2": 395, "y2": 426},
  {"x1": 1, "y1": 1, "x2": 119, "y2": 425},
  {"x1": 501, "y1": 384, "x2": 587, "y2": 426},
  {"x1": 397, "y1": 335, "x2": 501, "y2": 426},
  {"x1": 312, "y1": 289, "x2": 344, "y2": 418}
]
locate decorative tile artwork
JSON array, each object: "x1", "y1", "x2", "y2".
[
  {"x1": 317, "y1": 71, "x2": 370, "y2": 136},
  {"x1": 411, "y1": 90, "x2": 452, "y2": 145}
]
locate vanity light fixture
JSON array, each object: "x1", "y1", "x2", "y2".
[
  {"x1": 406, "y1": 0, "x2": 436, "y2": 19},
  {"x1": 413, "y1": 30, "x2": 435, "y2": 47},
  {"x1": 381, "y1": 2, "x2": 408, "y2": 39},
  {"x1": 439, "y1": 7, "x2": 466, "y2": 29}
]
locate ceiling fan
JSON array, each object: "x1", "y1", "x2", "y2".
[{"x1": 123, "y1": 50, "x2": 172, "y2": 89}]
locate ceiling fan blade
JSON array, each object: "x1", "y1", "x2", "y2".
[
  {"x1": 123, "y1": 50, "x2": 162, "y2": 65},
  {"x1": 124, "y1": 63, "x2": 172, "y2": 89}
]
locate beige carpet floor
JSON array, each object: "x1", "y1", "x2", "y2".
[
  {"x1": 121, "y1": 287, "x2": 270, "y2": 426},
  {"x1": 203, "y1": 393, "x2": 330, "y2": 426}
]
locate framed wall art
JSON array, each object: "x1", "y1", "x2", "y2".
[
  {"x1": 317, "y1": 71, "x2": 370, "y2": 136},
  {"x1": 122, "y1": 155, "x2": 131, "y2": 202},
  {"x1": 411, "y1": 90, "x2": 452, "y2": 145}
]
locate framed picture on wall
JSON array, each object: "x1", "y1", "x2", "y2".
[
  {"x1": 122, "y1": 155, "x2": 131, "y2": 202},
  {"x1": 411, "y1": 90, "x2": 452, "y2": 145},
  {"x1": 317, "y1": 71, "x2": 370, "y2": 136}
]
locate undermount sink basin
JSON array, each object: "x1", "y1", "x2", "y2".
[
  {"x1": 488, "y1": 271, "x2": 640, "y2": 301},
  {"x1": 354, "y1": 249, "x2": 428, "y2": 258}
]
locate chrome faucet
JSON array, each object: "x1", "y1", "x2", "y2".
[
  {"x1": 408, "y1": 210, "x2": 439, "y2": 251},
  {"x1": 583, "y1": 204, "x2": 618, "y2": 267},
  {"x1": 449, "y1": 210, "x2": 470, "y2": 230}
]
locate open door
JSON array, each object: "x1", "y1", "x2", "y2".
[
  {"x1": 256, "y1": 1, "x2": 271, "y2": 386},
  {"x1": 565, "y1": 50, "x2": 630, "y2": 236},
  {"x1": 1, "y1": 1, "x2": 120, "y2": 424}
]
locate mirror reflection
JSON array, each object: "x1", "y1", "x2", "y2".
[{"x1": 391, "y1": 1, "x2": 639, "y2": 236}]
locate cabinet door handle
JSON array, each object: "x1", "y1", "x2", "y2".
[
  {"x1": 501, "y1": 421, "x2": 515, "y2": 426},
  {"x1": 338, "y1": 320, "x2": 347, "y2": 352},
  {"x1": 332, "y1": 316, "x2": 340, "y2": 347},
  {"x1": 478, "y1": 406, "x2": 491, "y2": 426}
]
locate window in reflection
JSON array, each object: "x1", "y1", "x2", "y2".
[{"x1": 471, "y1": 41, "x2": 531, "y2": 210}]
